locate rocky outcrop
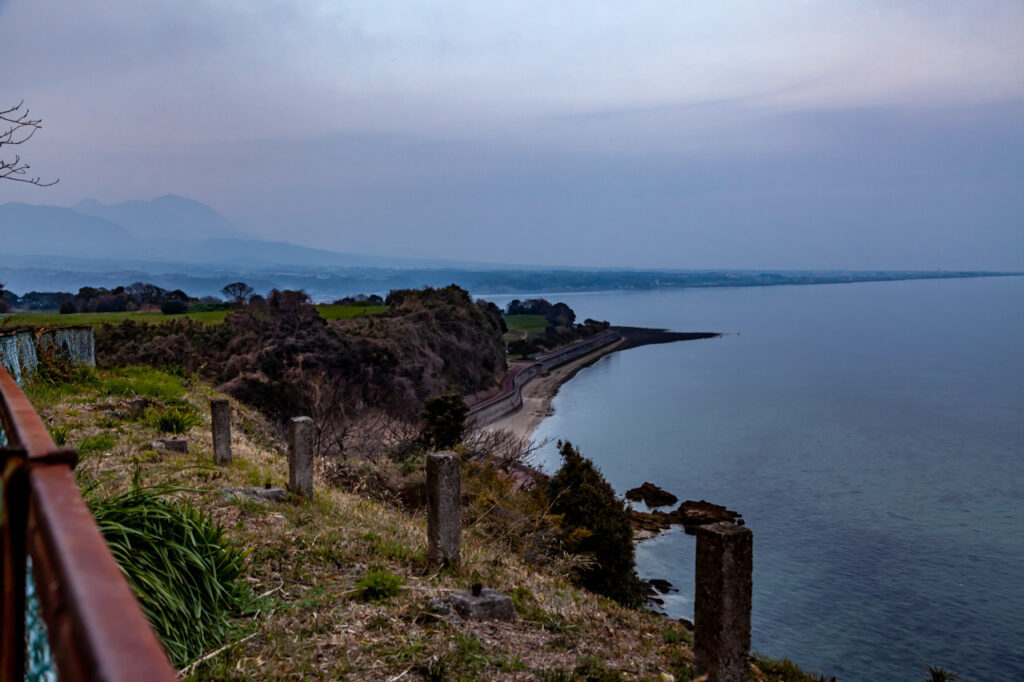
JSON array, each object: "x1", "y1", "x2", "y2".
[
  {"x1": 625, "y1": 482, "x2": 679, "y2": 508},
  {"x1": 632, "y1": 499, "x2": 742, "y2": 536}
]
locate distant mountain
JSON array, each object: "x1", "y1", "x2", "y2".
[
  {"x1": 1, "y1": 196, "x2": 505, "y2": 270},
  {"x1": 74, "y1": 194, "x2": 240, "y2": 241},
  {"x1": 0, "y1": 202, "x2": 146, "y2": 259}
]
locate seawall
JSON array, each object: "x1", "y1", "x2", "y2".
[{"x1": 468, "y1": 330, "x2": 621, "y2": 426}]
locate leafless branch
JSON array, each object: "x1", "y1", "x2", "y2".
[{"x1": 1, "y1": 100, "x2": 58, "y2": 186}]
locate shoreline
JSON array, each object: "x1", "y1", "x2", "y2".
[
  {"x1": 483, "y1": 337, "x2": 625, "y2": 440},
  {"x1": 484, "y1": 328, "x2": 719, "y2": 441}
]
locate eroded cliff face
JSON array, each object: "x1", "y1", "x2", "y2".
[{"x1": 0, "y1": 326, "x2": 95, "y2": 384}]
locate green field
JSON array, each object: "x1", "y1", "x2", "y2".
[
  {"x1": 0, "y1": 304, "x2": 387, "y2": 328},
  {"x1": 503, "y1": 314, "x2": 549, "y2": 334},
  {"x1": 316, "y1": 304, "x2": 388, "y2": 321}
]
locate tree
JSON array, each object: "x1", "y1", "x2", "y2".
[
  {"x1": 420, "y1": 393, "x2": 469, "y2": 450},
  {"x1": 546, "y1": 440, "x2": 643, "y2": 606},
  {"x1": 1, "y1": 101, "x2": 57, "y2": 186},
  {"x1": 221, "y1": 281, "x2": 254, "y2": 305}
]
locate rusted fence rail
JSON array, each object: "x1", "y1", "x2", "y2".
[{"x1": 0, "y1": 365, "x2": 177, "y2": 681}]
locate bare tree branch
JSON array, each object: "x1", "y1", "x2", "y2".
[{"x1": 1, "y1": 100, "x2": 58, "y2": 186}]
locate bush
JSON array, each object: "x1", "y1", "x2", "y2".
[
  {"x1": 420, "y1": 393, "x2": 469, "y2": 450},
  {"x1": 546, "y1": 440, "x2": 643, "y2": 606},
  {"x1": 59, "y1": 300, "x2": 77, "y2": 314},
  {"x1": 160, "y1": 300, "x2": 188, "y2": 315},
  {"x1": 87, "y1": 483, "x2": 245, "y2": 665}
]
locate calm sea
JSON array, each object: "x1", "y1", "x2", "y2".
[{"x1": 488, "y1": 276, "x2": 1024, "y2": 681}]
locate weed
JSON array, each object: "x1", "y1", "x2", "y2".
[
  {"x1": 662, "y1": 625, "x2": 692, "y2": 645},
  {"x1": 88, "y1": 482, "x2": 245, "y2": 665},
  {"x1": 420, "y1": 655, "x2": 450, "y2": 681},
  {"x1": 49, "y1": 424, "x2": 70, "y2": 446},
  {"x1": 356, "y1": 568, "x2": 404, "y2": 602},
  {"x1": 573, "y1": 656, "x2": 624, "y2": 681},
  {"x1": 154, "y1": 406, "x2": 200, "y2": 434}
]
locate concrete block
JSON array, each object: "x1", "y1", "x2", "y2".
[
  {"x1": 154, "y1": 438, "x2": 188, "y2": 453},
  {"x1": 448, "y1": 588, "x2": 515, "y2": 621},
  {"x1": 694, "y1": 521, "x2": 753, "y2": 682}
]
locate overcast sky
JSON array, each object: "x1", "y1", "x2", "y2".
[{"x1": 2, "y1": 1, "x2": 1022, "y2": 269}]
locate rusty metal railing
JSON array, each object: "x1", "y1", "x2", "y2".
[{"x1": 0, "y1": 365, "x2": 177, "y2": 681}]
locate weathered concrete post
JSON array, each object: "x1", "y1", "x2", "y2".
[
  {"x1": 288, "y1": 416, "x2": 315, "y2": 497},
  {"x1": 426, "y1": 451, "x2": 461, "y2": 569},
  {"x1": 694, "y1": 521, "x2": 753, "y2": 682},
  {"x1": 210, "y1": 398, "x2": 232, "y2": 465}
]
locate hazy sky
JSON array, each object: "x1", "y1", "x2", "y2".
[{"x1": 2, "y1": 1, "x2": 1022, "y2": 269}]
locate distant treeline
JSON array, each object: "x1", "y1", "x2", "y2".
[
  {"x1": 0, "y1": 282, "x2": 226, "y2": 315},
  {"x1": 3, "y1": 266, "x2": 1012, "y2": 303}
]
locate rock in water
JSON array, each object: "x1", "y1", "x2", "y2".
[{"x1": 625, "y1": 481, "x2": 679, "y2": 507}]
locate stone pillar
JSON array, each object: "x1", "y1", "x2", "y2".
[
  {"x1": 694, "y1": 521, "x2": 753, "y2": 682},
  {"x1": 211, "y1": 398, "x2": 232, "y2": 465},
  {"x1": 288, "y1": 416, "x2": 314, "y2": 498},
  {"x1": 426, "y1": 451, "x2": 461, "y2": 568}
]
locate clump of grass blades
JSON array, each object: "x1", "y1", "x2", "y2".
[
  {"x1": 154, "y1": 406, "x2": 200, "y2": 434},
  {"x1": 87, "y1": 483, "x2": 246, "y2": 665},
  {"x1": 356, "y1": 567, "x2": 404, "y2": 602}
]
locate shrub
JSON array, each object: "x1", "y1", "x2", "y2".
[
  {"x1": 356, "y1": 567, "x2": 404, "y2": 602},
  {"x1": 87, "y1": 483, "x2": 245, "y2": 665},
  {"x1": 154, "y1": 407, "x2": 200, "y2": 434},
  {"x1": 59, "y1": 300, "x2": 77, "y2": 314},
  {"x1": 160, "y1": 300, "x2": 188, "y2": 315},
  {"x1": 420, "y1": 393, "x2": 469, "y2": 450},
  {"x1": 546, "y1": 440, "x2": 643, "y2": 606}
]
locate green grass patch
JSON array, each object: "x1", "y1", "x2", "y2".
[
  {"x1": 78, "y1": 433, "x2": 117, "y2": 454},
  {"x1": 98, "y1": 365, "x2": 186, "y2": 402},
  {"x1": 355, "y1": 567, "x2": 405, "y2": 602},
  {"x1": 503, "y1": 314, "x2": 549, "y2": 335},
  {"x1": 316, "y1": 304, "x2": 388, "y2": 321}
]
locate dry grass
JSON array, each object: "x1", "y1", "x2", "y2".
[{"x1": 29, "y1": 365, "x2": 816, "y2": 681}]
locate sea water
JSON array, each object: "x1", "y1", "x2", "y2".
[{"x1": 489, "y1": 276, "x2": 1024, "y2": 681}]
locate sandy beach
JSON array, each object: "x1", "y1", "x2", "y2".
[{"x1": 484, "y1": 337, "x2": 625, "y2": 440}]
